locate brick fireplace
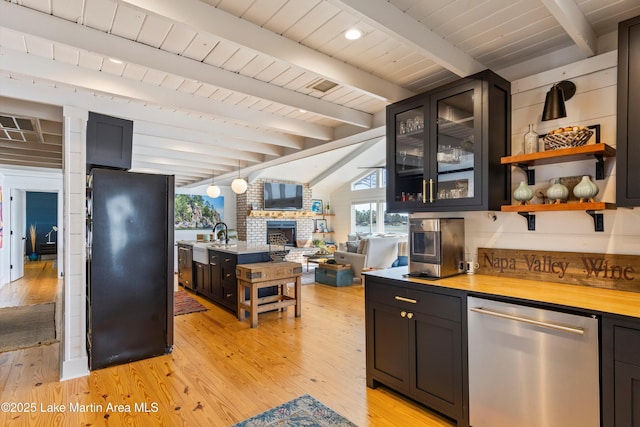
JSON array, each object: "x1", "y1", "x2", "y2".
[{"x1": 236, "y1": 179, "x2": 314, "y2": 246}]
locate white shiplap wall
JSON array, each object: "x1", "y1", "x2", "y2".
[{"x1": 330, "y1": 51, "x2": 640, "y2": 262}]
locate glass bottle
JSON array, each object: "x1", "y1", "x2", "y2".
[{"x1": 523, "y1": 124, "x2": 538, "y2": 154}]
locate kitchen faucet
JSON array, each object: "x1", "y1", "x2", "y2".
[{"x1": 213, "y1": 222, "x2": 229, "y2": 244}]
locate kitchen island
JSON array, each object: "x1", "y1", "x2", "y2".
[
  {"x1": 363, "y1": 267, "x2": 640, "y2": 427},
  {"x1": 178, "y1": 240, "x2": 274, "y2": 313}
]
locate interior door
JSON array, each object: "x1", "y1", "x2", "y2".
[{"x1": 10, "y1": 188, "x2": 26, "y2": 281}]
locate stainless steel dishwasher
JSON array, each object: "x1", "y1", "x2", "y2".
[{"x1": 467, "y1": 296, "x2": 600, "y2": 427}]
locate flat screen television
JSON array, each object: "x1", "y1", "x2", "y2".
[{"x1": 264, "y1": 182, "x2": 303, "y2": 210}]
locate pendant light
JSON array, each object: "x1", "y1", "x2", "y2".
[
  {"x1": 206, "y1": 171, "x2": 220, "y2": 198},
  {"x1": 231, "y1": 160, "x2": 247, "y2": 194}
]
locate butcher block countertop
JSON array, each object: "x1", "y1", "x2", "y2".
[{"x1": 365, "y1": 267, "x2": 640, "y2": 319}]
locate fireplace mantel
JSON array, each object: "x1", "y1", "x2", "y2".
[{"x1": 248, "y1": 210, "x2": 316, "y2": 219}]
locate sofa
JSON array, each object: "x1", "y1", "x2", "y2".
[{"x1": 333, "y1": 236, "x2": 405, "y2": 280}]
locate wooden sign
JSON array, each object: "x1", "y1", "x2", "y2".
[{"x1": 477, "y1": 248, "x2": 640, "y2": 293}]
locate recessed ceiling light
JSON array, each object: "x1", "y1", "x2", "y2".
[
  {"x1": 108, "y1": 58, "x2": 123, "y2": 64},
  {"x1": 345, "y1": 29, "x2": 362, "y2": 40}
]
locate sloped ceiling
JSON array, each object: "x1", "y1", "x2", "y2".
[{"x1": 0, "y1": 0, "x2": 638, "y2": 191}]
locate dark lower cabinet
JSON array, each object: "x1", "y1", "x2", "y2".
[
  {"x1": 365, "y1": 277, "x2": 468, "y2": 426},
  {"x1": 195, "y1": 250, "x2": 270, "y2": 314},
  {"x1": 602, "y1": 316, "x2": 640, "y2": 427},
  {"x1": 617, "y1": 15, "x2": 640, "y2": 207}
]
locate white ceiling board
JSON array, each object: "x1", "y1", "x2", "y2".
[{"x1": 1, "y1": 0, "x2": 638, "y2": 189}]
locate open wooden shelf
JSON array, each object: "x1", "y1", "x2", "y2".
[
  {"x1": 501, "y1": 201, "x2": 616, "y2": 213},
  {"x1": 501, "y1": 143, "x2": 616, "y2": 185},
  {"x1": 501, "y1": 143, "x2": 615, "y2": 166},
  {"x1": 501, "y1": 201, "x2": 616, "y2": 232}
]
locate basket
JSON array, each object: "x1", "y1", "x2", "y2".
[{"x1": 543, "y1": 128, "x2": 593, "y2": 150}]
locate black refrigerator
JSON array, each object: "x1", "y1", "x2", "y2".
[{"x1": 87, "y1": 168, "x2": 174, "y2": 370}]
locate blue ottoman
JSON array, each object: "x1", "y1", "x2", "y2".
[{"x1": 315, "y1": 266, "x2": 354, "y2": 286}]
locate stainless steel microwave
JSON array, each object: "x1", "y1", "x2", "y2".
[{"x1": 409, "y1": 218, "x2": 465, "y2": 278}]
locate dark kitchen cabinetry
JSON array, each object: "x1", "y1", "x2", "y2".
[
  {"x1": 617, "y1": 15, "x2": 640, "y2": 207},
  {"x1": 365, "y1": 277, "x2": 468, "y2": 426},
  {"x1": 195, "y1": 249, "x2": 270, "y2": 314},
  {"x1": 602, "y1": 315, "x2": 640, "y2": 427},
  {"x1": 387, "y1": 70, "x2": 510, "y2": 213},
  {"x1": 86, "y1": 112, "x2": 133, "y2": 171}
]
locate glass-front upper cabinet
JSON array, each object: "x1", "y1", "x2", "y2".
[
  {"x1": 389, "y1": 99, "x2": 428, "y2": 211},
  {"x1": 387, "y1": 70, "x2": 511, "y2": 213}
]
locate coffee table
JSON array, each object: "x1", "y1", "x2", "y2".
[{"x1": 303, "y1": 253, "x2": 334, "y2": 271}]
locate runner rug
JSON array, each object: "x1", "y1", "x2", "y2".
[
  {"x1": 232, "y1": 394, "x2": 357, "y2": 427},
  {"x1": 0, "y1": 302, "x2": 57, "y2": 353},
  {"x1": 174, "y1": 291, "x2": 208, "y2": 316}
]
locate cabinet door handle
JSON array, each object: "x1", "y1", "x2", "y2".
[
  {"x1": 210, "y1": 263, "x2": 217, "y2": 266},
  {"x1": 400, "y1": 311, "x2": 407, "y2": 317},
  {"x1": 407, "y1": 312, "x2": 414, "y2": 319},
  {"x1": 225, "y1": 258, "x2": 231, "y2": 262},
  {"x1": 429, "y1": 178, "x2": 434, "y2": 203},
  {"x1": 226, "y1": 273, "x2": 231, "y2": 278},
  {"x1": 395, "y1": 296, "x2": 417, "y2": 304},
  {"x1": 422, "y1": 179, "x2": 427, "y2": 203}
]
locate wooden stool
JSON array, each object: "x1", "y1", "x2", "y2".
[{"x1": 236, "y1": 262, "x2": 302, "y2": 328}]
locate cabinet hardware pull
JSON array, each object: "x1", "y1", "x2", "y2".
[
  {"x1": 395, "y1": 296, "x2": 417, "y2": 304},
  {"x1": 226, "y1": 273, "x2": 231, "y2": 278},
  {"x1": 407, "y1": 312, "x2": 414, "y2": 319},
  {"x1": 210, "y1": 263, "x2": 217, "y2": 266},
  {"x1": 470, "y1": 307, "x2": 585, "y2": 335},
  {"x1": 401, "y1": 311, "x2": 407, "y2": 318},
  {"x1": 429, "y1": 179, "x2": 434, "y2": 203},
  {"x1": 225, "y1": 258, "x2": 231, "y2": 262},
  {"x1": 422, "y1": 179, "x2": 427, "y2": 203}
]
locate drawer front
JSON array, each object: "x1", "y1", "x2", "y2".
[
  {"x1": 614, "y1": 326, "x2": 640, "y2": 365},
  {"x1": 366, "y1": 281, "x2": 460, "y2": 322}
]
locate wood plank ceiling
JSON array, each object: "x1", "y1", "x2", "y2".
[{"x1": 0, "y1": 0, "x2": 638, "y2": 189}]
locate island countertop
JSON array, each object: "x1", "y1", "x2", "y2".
[
  {"x1": 364, "y1": 266, "x2": 640, "y2": 319},
  {"x1": 177, "y1": 240, "x2": 271, "y2": 255}
]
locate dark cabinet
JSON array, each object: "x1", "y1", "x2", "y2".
[
  {"x1": 602, "y1": 316, "x2": 640, "y2": 427},
  {"x1": 617, "y1": 15, "x2": 640, "y2": 207},
  {"x1": 365, "y1": 277, "x2": 467, "y2": 426},
  {"x1": 86, "y1": 112, "x2": 133, "y2": 171},
  {"x1": 200, "y1": 249, "x2": 271, "y2": 313},
  {"x1": 195, "y1": 261, "x2": 211, "y2": 298},
  {"x1": 387, "y1": 69, "x2": 510, "y2": 213}
]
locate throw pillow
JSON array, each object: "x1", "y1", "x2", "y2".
[{"x1": 346, "y1": 241, "x2": 359, "y2": 253}]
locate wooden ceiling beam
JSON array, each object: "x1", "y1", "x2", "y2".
[{"x1": 540, "y1": 0, "x2": 597, "y2": 57}]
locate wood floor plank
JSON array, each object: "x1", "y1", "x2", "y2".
[{"x1": 0, "y1": 272, "x2": 455, "y2": 426}]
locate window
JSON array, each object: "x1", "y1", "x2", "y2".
[
  {"x1": 352, "y1": 171, "x2": 378, "y2": 190},
  {"x1": 353, "y1": 202, "x2": 377, "y2": 233},
  {"x1": 352, "y1": 202, "x2": 408, "y2": 235}
]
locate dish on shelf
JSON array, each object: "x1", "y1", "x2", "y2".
[{"x1": 543, "y1": 127, "x2": 593, "y2": 150}]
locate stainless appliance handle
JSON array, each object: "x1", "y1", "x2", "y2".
[{"x1": 470, "y1": 307, "x2": 585, "y2": 335}]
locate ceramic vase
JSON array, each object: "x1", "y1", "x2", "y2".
[
  {"x1": 513, "y1": 181, "x2": 534, "y2": 205},
  {"x1": 547, "y1": 179, "x2": 569, "y2": 204},
  {"x1": 573, "y1": 175, "x2": 599, "y2": 202}
]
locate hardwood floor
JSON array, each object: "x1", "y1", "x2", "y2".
[
  {"x1": 0, "y1": 260, "x2": 60, "y2": 308},
  {"x1": 0, "y1": 270, "x2": 455, "y2": 426}
]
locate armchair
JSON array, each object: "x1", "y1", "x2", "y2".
[{"x1": 333, "y1": 236, "x2": 402, "y2": 280}]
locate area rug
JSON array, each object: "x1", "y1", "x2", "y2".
[
  {"x1": 174, "y1": 291, "x2": 208, "y2": 316},
  {"x1": 232, "y1": 394, "x2": 357, "y2": 427},
  {"x1": 0, "y1": 302, "x2": 57, "y2": 353}
]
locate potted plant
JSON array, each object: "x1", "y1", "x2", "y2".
[{"x1": 28, "y1": 224, "x2": 38, "y2": 261}]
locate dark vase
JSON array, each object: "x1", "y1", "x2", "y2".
[{"x1": 28, "y1": 252, "x2": 39, "y2": 261}]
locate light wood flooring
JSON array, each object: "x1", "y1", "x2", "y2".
[{"x1": 0, "y1": 265, "x2": 455, "y2": 426}]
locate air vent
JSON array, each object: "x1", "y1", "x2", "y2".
[{"x1": 307, "y1": 79, "x2": 338, "y2": 93}]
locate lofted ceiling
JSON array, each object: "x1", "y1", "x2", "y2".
[{"x1": 0, "y1": 0, "x2": 639, "y2": 192}]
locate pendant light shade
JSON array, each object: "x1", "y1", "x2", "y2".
[
  {"x1": 231, "y1": 160, "x2": 247, "y2": 194},
  {"x1": 541, "y1": 80, "x2": 576, "y2": 121},
  {"x1": 206, "y1": 171, "x2": 220, "y2": 198}
]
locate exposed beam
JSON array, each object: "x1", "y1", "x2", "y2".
[
  {"x1": 540, "y1": 0, "x2": 597, "y2": 57},
  {"x1": 0, "y1": 74, "x2": 305, "y2": 150},
  {"x1": 331, "y1": 0, "x2": 485, "y2": 77},
  {"x1": 0, "y1": 48, "x2": 333, "y2": 140},
  {"x1": 119, "y1": 0, "x2": 413, "y2": 103},
  {"x1": 0, "y1": 2, "x2": 372, "y2": 129},
  {"x1": 308, "y1": 137, "x2": 382, "y2": 188}
]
